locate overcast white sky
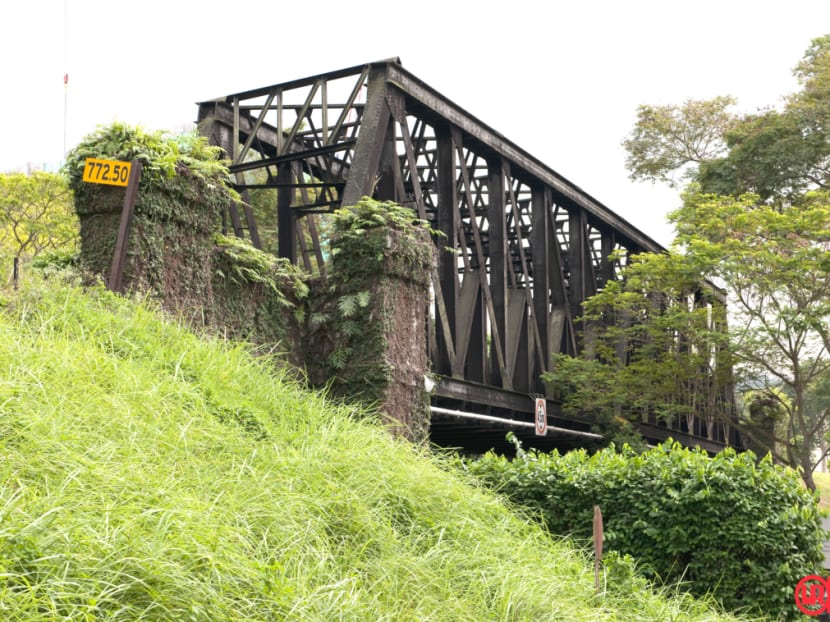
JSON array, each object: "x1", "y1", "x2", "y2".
[{"x1": 3, "y1": 0, "x2": 830, "y2": 246}]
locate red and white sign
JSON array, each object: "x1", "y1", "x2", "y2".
[
  {"x1": 795, "y1": 575, "x2": 830, "y2": 616},
  {"x1": 534, "y1": 397, "x2": 547, "y2": 436}
]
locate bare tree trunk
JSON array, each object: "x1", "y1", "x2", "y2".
[{"x1": 12, "y1": 256, "x2": 18, "y2": 290}]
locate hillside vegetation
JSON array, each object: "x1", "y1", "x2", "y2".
[
  {"x1": 468, "y1": 441, "x2": 823, "y2": 619},
  {"x1": 0, "y1": 282, "x2": 743, "y2": 621}
]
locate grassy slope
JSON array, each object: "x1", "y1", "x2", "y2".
[{"x1": 0, "y1": 283, "x2": 743, "y2": 621}]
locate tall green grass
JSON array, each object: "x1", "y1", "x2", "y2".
[{"x1": 0, "y1": 282, "x2": 746, "y2": 620}]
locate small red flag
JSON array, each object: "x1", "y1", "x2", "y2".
[{"x1": 63, "y1": 73, "x2": 68, "y2": 85}]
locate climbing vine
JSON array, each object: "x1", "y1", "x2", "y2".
[
  {"x1": 211, "y1": 234, "x2": 309, "y2": 355},
  {"x1": 330, "y1": 196, "x2": 434, "y2": 283}
]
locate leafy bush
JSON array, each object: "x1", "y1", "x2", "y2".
[
  {"x1": 64, "y1": 122, "x2": 229, "y2": 187},
  {"x1": 330, "y1": 196, "x2": 434, "y2": 282},
  {"x1": 465, "y1": 440, "x2": 824, "y2": 619}
]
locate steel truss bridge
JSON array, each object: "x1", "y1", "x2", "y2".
[{"x1": 197, "y1": 58, "x2": 739, "y2": 454}]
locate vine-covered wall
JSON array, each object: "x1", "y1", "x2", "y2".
[
  {"x1": 209, "y1": 234, "x2": 309, "y2": 362},
  {"x1": 67, "y1": 124, "x2": 307, "y2": 353}
]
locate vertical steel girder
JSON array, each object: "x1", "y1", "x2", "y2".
[{"x1": 196, "y1": 59, "x2": 736, "y2": 447}]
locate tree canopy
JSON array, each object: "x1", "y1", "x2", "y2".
[
  {"x1": 622, "y1": 96, "x2": 737, "y2": 189},
  {"x1": 623, "y1": 34, "x2": 830, "y2": 207},
  {"x1": 555, "y1": 34, "x2": 830, "y2": 489},
  {"x1": 672, "y1": 189, "x2": 830, "y2": 490},
  {"x1": 546, "y1": 248, "x2": 731, "y2": 448}
]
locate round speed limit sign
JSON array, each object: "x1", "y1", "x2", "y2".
[{"x1": 535, "y1": 398, "x2": 547, "y2": 436}]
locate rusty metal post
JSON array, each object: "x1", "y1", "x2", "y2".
[
  {"x1": 436, "y1": 126, "x2": 458, "y2": 377},
  {"x1": 487, "y1": 156, "x2": 509, "y2": 389},
  {"x1": 108, "y1": 161, "x2": 143, "y2": 293}
]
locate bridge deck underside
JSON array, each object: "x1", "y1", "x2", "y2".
[{"x1": 197, "y1": 59, "x2": 739, "y2": 453}]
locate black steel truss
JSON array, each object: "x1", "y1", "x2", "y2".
[{"x1": 197, "y1": 58, "x2": 737, "y2": 450}]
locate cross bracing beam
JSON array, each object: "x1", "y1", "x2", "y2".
[{"x1": 197, "y1": 58, "x2": 737, "y2": 452}]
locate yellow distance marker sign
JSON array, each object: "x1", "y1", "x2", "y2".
[{"x1": 82, "y1": 158, "x2": 132, "y2": 187}]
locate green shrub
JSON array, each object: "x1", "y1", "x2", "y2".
[{"x1": 466, "y1": 439, "x2": 825, "y2": 619}]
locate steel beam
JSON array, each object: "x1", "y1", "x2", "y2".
[
  {"x1": 436, "y1": 126, "x2": 458, "y2": 376},
  {"x1": 341, "y1": 65, "x2": 395, "y2": 207},
  {"x1": 276, "y1": 164, "x2": 295, "y2": 262},
  {"x1": 531, "y1": 185, "x2": 551, "y2": 386},
  {"x1": 487, "y1": 156, "x2": 509, "y2": 389}
]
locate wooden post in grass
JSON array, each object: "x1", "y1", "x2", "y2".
[{"x1": 594, "y1": 505, "x2": 604, "y2": 594}]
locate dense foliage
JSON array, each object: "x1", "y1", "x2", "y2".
[
  {"x1": 329, "y1": 196, "x2": 434, "y2": 280},
  {"x1": 623, "y1": 96, "x2": 738, "y2": 189},
  {"x1": 466, "y1": 440, "x2": 824, "y2": 619},
  {"x1": 545, "y1": 247, "x2": 732, "y2": 448},
  {"x1": 212, "y1": 233, "x2": 309, "y2": 310},
  {"x1": 210, "y1": 233, "x2": 310, "y2": 355},
  {"x1": 0, "y1": 281, "x2": 742, "y2": 621},
  {"x1": 623, "y1": 34, "x2": 830, "y2": 208},
  {"x1": 669, "y1": 190, "x2": 830, "y2": 489}
]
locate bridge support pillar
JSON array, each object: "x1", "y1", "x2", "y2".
[
  {"x1": 314, "y1": 201, "x2": 435, "y2": 442},
  {"x1": 370, "y1": 228, "x2": 433, "y2": 441}
]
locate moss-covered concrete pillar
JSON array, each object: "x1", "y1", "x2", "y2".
[
  {"x1": 72, "y1": 165, "x2": 224, "y2": 319},
  {"x1": 317, "y1": 198, "x2": 434, "y2": 442}
]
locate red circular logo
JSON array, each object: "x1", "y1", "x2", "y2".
[{"x1": 795, "y1": 575, "x2": 830, "y2": 616}]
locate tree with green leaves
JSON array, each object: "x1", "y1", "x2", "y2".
[
  {"x1": 622, "y1": 95, "x2": 738, "y2": 189},
  {"x1": 673, "y1": 190, "x2": 830, "y2": 490},
  {"x1": 624, "y1": 34, "x2": 830, "y2": 207},
  {"x1": 561, "y1": 190, "x2": 830, "y2": 491},
  {"x1": 595, "y1": 34, "x2": 830, "y2": 489},
  {"x1": 547, "y1": 248, "x2": 732, "y2": 449},
  {"x1": 0, "y1": 171, "x2": 78, "y2": 286}
]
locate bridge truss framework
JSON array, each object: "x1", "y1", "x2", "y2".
[{"x1": 197, "y1": 58, "x2": 738, "y2": 454}]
